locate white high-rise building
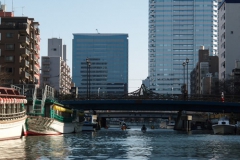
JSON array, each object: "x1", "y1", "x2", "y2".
[
  {"x1": 218, "y1": 0, "x2": 240, "y2": 80},
  {"x1": 41, "y1": 38, "x2": 71, "y2": 94},
  {"x1": 148, "y1": 0, "x2": 218, "y2": 94}
]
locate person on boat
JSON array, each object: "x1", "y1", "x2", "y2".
[
  {"x1": 141, "y1": 125, "x2": 147, "y2": 131},
  {"x1": 121, "y1": 122, "x2": 127, "y2": 130}
]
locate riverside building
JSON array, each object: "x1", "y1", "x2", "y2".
[
  {"x1": 41, "y1": 38, "x2": 72, "y2": 94},
  {"x1": 72, "y1": 34, "x2": 128, "y2": 97},
  {"x1": 218, "y1": 0, "x2": 240, "y2": 80},
  {"x1": 0, "y1": 4, "x2": 40, "y2": 86},
  {"x1": 148, "y1": 0, "x2": 218, "y2": 94}
]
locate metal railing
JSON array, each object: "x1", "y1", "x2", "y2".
[
  {"x1": 0, "y1": 111, "x2": 26, "y2": 121},
  {"x1": 58, "y1": 93, "x2": 240, "y2": 103},
  {"x1": 10, "y1": 85, "x2": 23, "y2": 95}
]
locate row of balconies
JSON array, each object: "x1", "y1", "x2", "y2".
[
  {"x1": 61, "y1": 65, "x2": 70, "y2": 72},
  {"x1": 62, "y1": 77, "x2": 71, "y2": 83},
  {"x1": 19, "y1": 36, "x2": 30, "y2": 46},
  {"x1": 21, "y1": 54, "x2": 39, "y2": 66},
  {"x1": 60, "y1": 76, "x2": 71, "y2": 85},
  {"x1": 20, "y1": 71, "x2": 33, "y2": 81},
  {"x1": 20, "y1": 45, "x2": 40, "y2": 60},
  {"x1": 21, "y1": 65, "x2": 39, "y2": 73},
  {"x1": 35, "y1": 28, "x2": 40, "y2": 35}
]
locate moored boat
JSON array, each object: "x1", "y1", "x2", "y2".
[
  {"x1": 0, "y1": 87, "x2": 27, "y2": 141},
  {"x1": 82, "y1": 115, "x2": 98, "y2": 131},
  {"x1": 167, "y1": 120, "x2": 175, "y2": 129},
  {"x1": 26, "y1": 103, "x2": 83, "y2": 135},
  {"x1": 212, "y1": 116, "x2": 236, "y2": 135}
]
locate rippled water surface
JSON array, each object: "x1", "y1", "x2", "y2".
[{"x1": 1, "y1": 128, "x2": 240, "y2": 160}]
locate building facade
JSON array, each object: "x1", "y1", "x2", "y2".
[
  {"x1": 218, "y1": 0, "x2": 240, "y2": 80},
  {"x1": 41, "y1": 38, "x2": 71, "y2": 94},
  {"x1": 190, "y1": 47, "x2": 218, "y2": 95},
  {"x1": 148, "y1": 0, "x2": 218, "y2": 94},
  {"x1": 0, "y1": 5, "x2": 40, "y2": 86},
  {"x1": 72, "y1": 34, "x2": 128, "y2": 97}
]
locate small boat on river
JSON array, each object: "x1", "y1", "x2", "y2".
[
  {"x1": 0, "y1": 87, "x2": 27, "y2": 141},
  {"x1": 82, "y1": 115, "x2": 98, "y2": 131},
  {"x1": 167, "y1": 120, "x2": 175, "y2": 129},
  {"x1": 141, "y1": 125, "x2": 147, "y2": 132},
  {"x1": 121, "y1": 121, "x2": 128, "y2": 130},
  {"x1": 212, "y1": 116, "x2": 236, "y2": 135}
]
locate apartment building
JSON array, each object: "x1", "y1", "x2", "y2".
[
  {"x1": 0, "y1": 5, "x2": 40, "y2": 86},
  {"x1": 218, "y1": 0, "x2": 240, "y2": 80},
  {"x1": 190, "y1": 47, "x2": 218, "y2": 95},
  {"x1": 41, "y1": 38, "x2": 71, "y2": 94}
]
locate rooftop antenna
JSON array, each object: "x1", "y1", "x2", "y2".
[
  {"x1": 96, "y1": 29, "x2": 100, "y2": 34},
  {"x1": 21, "y1": 6, "x2": 24, "y2": 16},
  {"x1": 3, "y1": 0, "x2": 5, "y2": 17}
]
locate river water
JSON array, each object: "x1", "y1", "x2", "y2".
[{"x1": 1, "y1": 128, "x2": 240, "y2": 160}]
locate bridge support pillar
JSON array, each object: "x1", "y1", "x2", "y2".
[
  {"x1": 174, "y1": 111, "x2": 192, "y2": 131},
  {"x1": 183, "y1": 115, "x2": 192, "y2": 132},
  {"x1": 100, "y1": 117, "x2": 107, "y2": 128}
]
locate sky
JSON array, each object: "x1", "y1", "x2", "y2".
[{"x1": 4, "y1": 0, "x2": 148, "y2": 92}]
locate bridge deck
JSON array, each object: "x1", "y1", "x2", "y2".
[{"x1": 60, "y1": 99, "x2": 240, "y2": 113}]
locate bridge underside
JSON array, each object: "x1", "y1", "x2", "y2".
[{"x1": 97, "y1": 111, "x2": 178, "y2": 118}]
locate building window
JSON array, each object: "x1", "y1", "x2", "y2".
[
  {"x1": 4, "y1": 79, "x2": 13, "y2": 84},
  {"x1": 6, "y1": 33, "x2": 13, "y2": 38},
  {"x1": 5, "y1": 44, "x2": 14, "y2": 50},
  {"x1": 5, "y1": 56, "x2": 14, "y2": 62},
  {"x1": 5, "y1": 67, "x2": 13, "y2": 73}
]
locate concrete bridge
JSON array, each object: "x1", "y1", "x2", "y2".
[
  {"x1": 96, "y1": 111, "x2": 178, "y2": 118},
  {"x1": 61, "y1": 99, "x2": 240, "y2": 113}
]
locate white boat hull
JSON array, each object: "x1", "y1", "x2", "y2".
[
  {"x1": 27, "y1": 117, "x2": 82, "y2": 135},
  {"x1": 166, "y1": 125, "x2": 174, "y2": 129},
  {"x1": 82, "y1": 125, "x2": 95, "y2": 131},
  {"x1": 82, "y1": 123, "x2": 97, "y2": 131},
  {"x1": 212, "y1": 125, "x2": 235, "y2": 135},
  {"x1": 0, "y1": 116, "x2": 27, "y2": 141}
]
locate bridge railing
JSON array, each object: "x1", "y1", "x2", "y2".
[{"x1": 57, "y1": 93, "x2": 240, "y2": 103}]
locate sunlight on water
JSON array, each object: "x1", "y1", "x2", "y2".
[{"x1": 0, "y1": 129, "x2": 240, "y2": 159}]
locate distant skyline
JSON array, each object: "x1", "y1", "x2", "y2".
[{"x1": 3, "y1": 0, "x2": 148, "y2": 92}]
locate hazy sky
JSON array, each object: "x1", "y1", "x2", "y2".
[{"x1": 4, "y1": 0, "x2": 148, "y2": 92}]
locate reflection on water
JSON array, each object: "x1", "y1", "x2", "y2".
[
  {"x1": 0, "y1": 129, "x2": 240, "y2": 160},
  {"x1": 0, "y1": 138, "x2": 26, "y2": 159}
]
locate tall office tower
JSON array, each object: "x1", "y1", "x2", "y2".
[
  {"x1": 148, "y1": 0, "x2": 218, "y2": 94},
  {"x1": 41, "y1": 38, "x2": 71, "y2": 94},
  {"x1": 218, "y1": 0, "x2": 240, "y2": 80},
  {"x1": 72, "y1": 34, "x2": 128, "y2": 97},
  {"x1": 0, "y1": 5, "x2": 40, "y2": 86}
]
